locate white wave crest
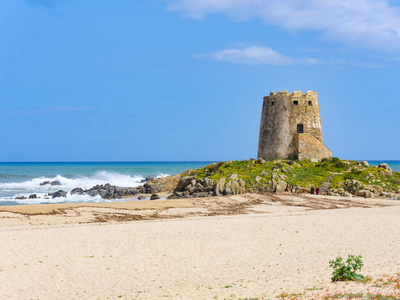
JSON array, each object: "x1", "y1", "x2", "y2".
[{"x1": 0, "y1": 171, "x2": 168, "y2": 204}]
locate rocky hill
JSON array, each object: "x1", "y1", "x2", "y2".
[{"x1": 165, "y1": 157, "x2": 400, "y2": 200}]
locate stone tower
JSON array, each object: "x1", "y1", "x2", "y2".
[{"x1": 258, "y1": 91, "x2": 331, "y2": 161}]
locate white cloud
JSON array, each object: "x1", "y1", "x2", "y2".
[
  {"x1": 199, "y1": 46, "x2": 318, "y2": 65},
  {"x1": 168, "y1": 0, "x2": 400, "y2": 51}
]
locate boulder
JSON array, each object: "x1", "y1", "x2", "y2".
[
  {"x1": 40, "y1": 181, "x2": 50, "y2": 186},
  {"x1": 150, "y1": 194, "x2": 160, "y2": 200},
  {"x1": 223, "y1": 187, "x2": 232, "y2": 195},
  {"x1": 50, "y1": 180, "x2": 61, "y2": 186},
  {"x1": 28, "y1": 194, "x2": 37, "y2": 199},
  {"x1": 144, "y1": 174, "x2": 180, "y2": 194},
  {"x1": 212, "y1": 178, "x2": 226, "y2": 196},
  {"x1": 275, "y1": 181, "x2": 287, "y2": 193},
  {"x1": 361, "y1": 160, "x2": 369, "y2": 167},
  {"x1": 15, "y1": 196, "x2": 27, "y2": 200},
  {"x1": 52, "y1": 190, "x2": 67, "y2": 198},
  {"x1": 138, "y1": 195, "x2": 147, "y2": 200},
  {"x1": 224, "y1": 178, "x2": 246, "y2": 195},
  {"x1": 176, "y1": 176, "x2": 196, "y2": 191},
  {"x1": 197, "y1": 178, "x2": 214, "y2": 189},
  {"x1": 293, "y1": 186, "x2": 309, "y2": 194},
  {"x1": 364, "y1": 185, "x2": 382, "y2": 194},
  {"x1": 357, "y1": 190, "x2": 372, "y2": 198},
  {"x1": 257, "y1": 158, "x2": 266, "y2": 164},
  {"x1": 140, "y1": 176, "x2": 154, "y2": 183},
  {"x1": 70, "y1": 188, "x2": 84, "y2": 195},
  {"x1": 378, "y1": 163, "x2": 392, "y2": 172},
  {"x1": 278, "y1": 174, "x2": 287, "y2": 180}
]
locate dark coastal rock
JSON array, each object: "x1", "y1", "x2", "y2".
[
  {"x1": 140, "y1": 176, "x2": 154, "y2": 183},
  {"x1": 73, "y1": 184, "x2": 141, "y2": 199},
  {"x1": 40, "y1": 181, "x2": 50, "y2": 186},
  {"x1": 70, "y1": 188, "x2": 84, "y2": 195},
  {"x1": 29, "y1": 194, "x2": 37, "y2": 199},
  {"x1": 176, "y1": 176, "x2": 196, "y2": 191},
  {"x1": 150, "y1": 194, "x2": 160, "y2": 200},
  {"x1": 137, "y1": 195, "x2": 147, "y2": 200},
  {"x1": 52, "y1": 190, "x2": 67, "y2": 198},
  {"x1": 15, "y1": 196, "x2": 27, "y2": 200},
  {"x1": 50, "y1": 180, "x2": 61, "y2": 186}
]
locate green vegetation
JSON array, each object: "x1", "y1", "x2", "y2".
[
  {"x1": 329, "y1": 254, "x2": 365, "y2": 282},
  {"x1": 183, "y1": 157, "x2": 400, "y2": 194}
]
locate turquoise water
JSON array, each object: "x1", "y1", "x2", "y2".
[
  {"x1": 0, "y1": 160, "x2": 398, "y2": 206},
  {"x1": 0, "y1": 162, "x2": 214, "y2": 205},
  {"x1": 368, "y1": 161, "x2": 400, "y2": 172}
]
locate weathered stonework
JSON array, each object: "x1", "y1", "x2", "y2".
[
  {"x1": 258, "y1": 91, "x2": 331, "y2": 161},
  {"x1": 296, "y1": 133, "x2": 332, "y2": 161}
]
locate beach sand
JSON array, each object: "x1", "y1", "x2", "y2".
[{"x1": 0, "y1": 193, "x2": 400, "y2": 299}]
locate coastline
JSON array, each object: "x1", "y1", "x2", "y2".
[{"x1": 1, "y1": 193, "x2": 400, "y2": 299}]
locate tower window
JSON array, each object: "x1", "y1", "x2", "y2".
[
  {"x1": 308, "y1": 101, "x2": 313, "y2": 106},
  {"x1": 297, "y1": 124, "x2": 304, "y2": 133},
  {"x1": 271, "y1": 101, "x2": 274, "y2": 107},
  {"x1": 293, "y1": 101, "x2": 298, "y2": 106}
]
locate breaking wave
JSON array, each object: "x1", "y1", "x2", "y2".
[{"x1": 0, "y1": 171, "x2": 169, "y2": 205}]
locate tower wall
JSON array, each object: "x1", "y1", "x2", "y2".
[{"x1": 258, "y1": 90, "x2": 325, "y2": 160}]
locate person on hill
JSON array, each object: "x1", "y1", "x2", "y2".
[
  {"x1": 316, "y1": 187, "x2": 320, "y2": 195},
  {"x1": 311, "y1": 186, "x2": 315, "y2": 194}
]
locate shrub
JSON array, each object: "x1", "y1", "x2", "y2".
[{"x1": 329, "y1": 254, "x2": 365, "y2": 282}]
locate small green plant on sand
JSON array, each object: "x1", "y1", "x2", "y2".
[{"x1": 329, "y1": 254, "x2": 365, "y2": 282}]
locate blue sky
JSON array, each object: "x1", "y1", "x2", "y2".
[{"x1": 0, "y1": 0, "x2": 399, "y2": 161}]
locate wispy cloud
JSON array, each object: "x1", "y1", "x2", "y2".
[
  {"x1": 168, "y1": 0, "x2": 400, "y2": 52},
  {"x1": 197, "y1": 46, "x2": 318, "y2": 65},
  {"x1": 5, "y1": 106, "x2": 93, "y2": 116}
]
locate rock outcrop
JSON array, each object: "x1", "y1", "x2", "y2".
[{"x1": 143, "y1": 175, "x2": 180, "y2": 194}]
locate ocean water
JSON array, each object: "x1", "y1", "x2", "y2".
[
  {"x1": 368, "y1": 161, "x2": 400, "y2": 172},
  {"x1": 0, "y1": 162, "x2": 214, "y2": 206}
]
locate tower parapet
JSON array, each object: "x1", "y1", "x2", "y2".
[{"x1": 258, "y1": 90, "x2": 331, "y2": 161}]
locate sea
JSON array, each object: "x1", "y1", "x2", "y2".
[
  {"x1": 0, "y1": 162, "x2": 215, "y2": 206},
  {"x1": 0, "y1": 161, "x2": 398, "y2": 206}
]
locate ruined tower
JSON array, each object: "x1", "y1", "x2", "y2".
[{"x1": 258, "y1": 91, "x2": 331, "y2": 161}]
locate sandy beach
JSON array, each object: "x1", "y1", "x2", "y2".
[{"x1": 1, "y1": 193, "x2": 400, "y2": 299}]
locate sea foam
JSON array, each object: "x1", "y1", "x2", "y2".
[{"x1": 0, "y1": 171, "x2": 169, "y2": 204}]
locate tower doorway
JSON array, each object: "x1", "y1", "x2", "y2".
[{"x1": 297, "y1": 124, "x2": 304, "y2": 133}]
